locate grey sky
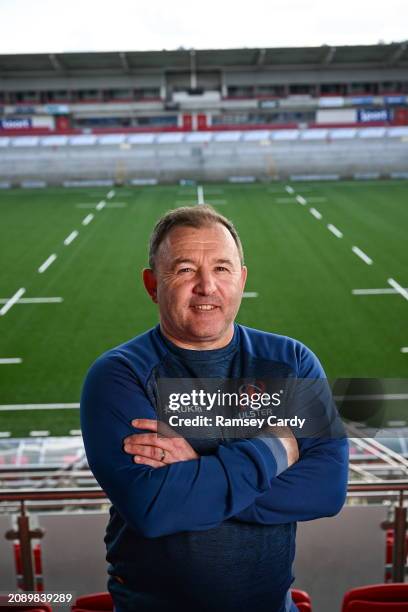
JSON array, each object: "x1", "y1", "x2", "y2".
[{"x1": 1, "y1": 0, "x2": 407, "y2": 54}]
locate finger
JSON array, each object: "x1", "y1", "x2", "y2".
[
  {"x1": 131, "y1": 418, "x2": 177, "y2": 439},
  {"x1": 133, "y1": 455, "x2": 165, "y2": 468},
  {"x1": 124, "y1": 433, "x2": 157, "y2": 445},
  {"x1": 124, "y1": 434, "x2": 175, "y2": 452},
  {"x1": 125, "y1": 444, "x2": 171, "y2": 462},
  {"x1": 131, "y1": 419, "x2": 158, "y2": 432}
]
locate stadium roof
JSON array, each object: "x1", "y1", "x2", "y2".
[{"x1": 0, "y1": 43, "x2": 407, "y2": 75}]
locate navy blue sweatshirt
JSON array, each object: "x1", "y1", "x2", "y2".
[{"x1": 80, "y1": 324, "x2": 349, "y2": 612}]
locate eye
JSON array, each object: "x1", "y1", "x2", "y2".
[
  {"x1": 177, "y1": 267, "x2": 194, "y2": 274},
  {"x1": 215, "y1": 266, "x2": 229, "y2": 272}
]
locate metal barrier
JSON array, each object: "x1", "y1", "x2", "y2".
[{"x1": 0, "y1": 482, "x2": 407, "y2": 591}]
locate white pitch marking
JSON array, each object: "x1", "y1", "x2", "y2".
[
  {"x1": 285, "y1": 185, "x2": 294, "y2": 195},
  {"x1": 38, "y1": 253, "x2": 57, "y2": 273},
  {"x1": 275, "y1": 198, "x2": 295, "y2": 203},
  {"x1": 388, "y1": 278, "x2": 408, "y2": 301},
  {"x1": 296, "y1": 195, "x2": 307, "y2": 205},
  {"x1": 29, "y1": 430, "x2": 50, "y2": 437},
  {"x1": 243, "y1": 292, "x2": 258, "y2": 298},
  {"x1": 0, "y1": 403, "x2": 80, "y2": 411},
  {"x1": 309, "y1": 208, "x2": 322, "y2": 220},
  {"x1": 387, "y1": 420, "x2": 407, "y2": 427},
  {"x1": 107, "y1": 190, "x2": 115, "y2": 199},
  {"x1": 82, "y1": 213, "x2": 94, "y2": 226},
  {"x1": 352, "y1": 288, "x2": 405, "y2": 295},
  {"x1": 70, "y1": 429, "x2": 82, "y2": 436},
  {"x1": 306, "y1": 197, "x2": 327, "y2": 203},
  {"x1": 78, "y1": 201, "x2": 125, "y2": 209},
  {"x1": 352, "y1": 246, "x2": 373, "y2": 265},
  {"x1": 327, "y1": 224, "x2": 343, "y2": 238},
  {"x1": 64, "y1": 230, "x2": 78, "y2": 246},
  {"x1": 0, "y1": 287, "x2": 26, "y2": 316},
  {"x1": 401, "y1": 347, "x2": 408, "y2": 353},
  {"x1": 99, "y1": 202, "x2": 127, "y2": 208},
  {"x1": 197, "y1": 185, "x2": 205, "y2": 205},
  {"x1": 0, "y1": 297, "x2": 63, "y2": 304},
  {"x1": 0, "y1": 358, "x2": 22, "y2": 364},
  {"x1": 0, "y1": 431, "x2": 11, "y2": 438},
  {"x1": 178, "y1": 189, "x2": 224, "y2": 196}
]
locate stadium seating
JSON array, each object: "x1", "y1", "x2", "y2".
[
  {"x1": 71, "y1": 590, "x2": 312, "y2": 611},
  {"x1": 71, "y1": 592, "x2": 113, "y2": 611},
  {"x1": 342, "y1": 583, "x2": 408, "y2": 610},
  {"x1": 291, "y1": 588, "x2": 312, "y2": 610},
  {"x1": 0, "y1": 607, "x2": 51, "y2": 612},
  {"x1": 385, "y1": 529, "x2": 408, "y2": 581},
  {"x1": 345, "y1": 603, "x2": 408, "y2": 610},
  {"x1": 13, "y1": 542, "x2": 43, "y2": 591}
]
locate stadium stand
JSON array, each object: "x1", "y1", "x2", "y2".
[{"x1": 0, "y1": 44, "x2": 407, "y2": 182}]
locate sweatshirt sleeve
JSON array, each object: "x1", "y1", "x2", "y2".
[
  {"x1": 235, "y1": 340, "x2": 349, "y2": 524},
  {"x1": 234, "y1": 436, "x2": 349, "y2": 524},
  {"x1": 80, "y1": 353, "x2": 288, "y2": 538}
]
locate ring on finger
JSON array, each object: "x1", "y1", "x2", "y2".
[{"x1": 160, "y1": 448, "x2": 166, "y2": 462}]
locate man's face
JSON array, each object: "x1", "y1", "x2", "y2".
[{"x1": 143, "y1": 223, "x2": 247, "y2": 349}]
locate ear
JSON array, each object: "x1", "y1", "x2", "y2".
[
  {"x1": 240, "y1": 265, "x2": 248, "y2": 291},
  {"x1": 143, "y1": 268, "x2": 158, "y2": 303}
]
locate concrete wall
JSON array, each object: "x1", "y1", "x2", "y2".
[{"x1": 0, "y1": 136, "x2": 407, "y2": 184}]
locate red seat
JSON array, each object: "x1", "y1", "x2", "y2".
[
  {"x1": 342, "y1": 583, "x2": 408, "y2": 611},
  {"x1": 72, "y1": 609, "x2": 111, "y2": 612},
  {"x1": 291, "y1": 588, "x2": 312, "y2": 610},
  {"x1": 347, "y1": 602, "x2": 408, "y2": 611},
  {"x1": 71, "y1": 592, "x2": 113, "y2": 612},
  {"x1": 0, "y1": 607, "x2": 52, "y2": 612},
  {"x1": 291, "y1": 588, "x2": 312, "y2": 604},
  {"x1": 296, "y1": 604, "x2": 312, "y2": 612}
]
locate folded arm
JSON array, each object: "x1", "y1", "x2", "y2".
[
  {"x1": 234, "y1": 436, "x2": 349, "y2": 524},
  {"x1": 80, "y1": 354, "x2": 292, "y2": 538}
]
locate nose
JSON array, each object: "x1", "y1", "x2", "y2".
[{"x1": 193, "y1": 269, "x2": 217, "y2": 296}]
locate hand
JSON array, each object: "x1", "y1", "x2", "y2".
[{"x1": 123, "y1": 418, "x2": 199, "y2": 468}]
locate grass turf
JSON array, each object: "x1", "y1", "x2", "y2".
[{"x1": 0, "y1": 180, "x2": 407, "y2": 436}]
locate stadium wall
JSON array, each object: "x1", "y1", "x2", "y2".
[{"x1": 0, "y1": 135, "x2": 407, "y2": 184}]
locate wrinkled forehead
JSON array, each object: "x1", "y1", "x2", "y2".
[{"x1": 158, "y1": 223, "x2": 240, "y2": 263}]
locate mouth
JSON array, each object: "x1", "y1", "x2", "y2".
[{"x1": 190, "y1": 304, "x2": 219, "y2": 311}]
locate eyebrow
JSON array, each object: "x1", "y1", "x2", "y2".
[
  {"x1": 213, "y1": 258, "x2": 235, "y2": 266},
  {"x1": 171, "y1": 258, "x2": 196, "y2": 268},
  {"x1": 171, "y1": 257, "x2": 235, "y2": 269}
]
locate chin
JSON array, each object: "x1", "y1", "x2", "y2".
[{"x1": 188, "y1": 321, "x2": 226, "y2": 340}]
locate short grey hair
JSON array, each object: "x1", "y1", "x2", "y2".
[{"x1": 148, "y1": 205, "x2": 244, "y2": 270}]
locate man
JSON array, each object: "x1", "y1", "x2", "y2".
[{"x1": 81, "y1": 205, "x2": 349, "y2": 612}]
